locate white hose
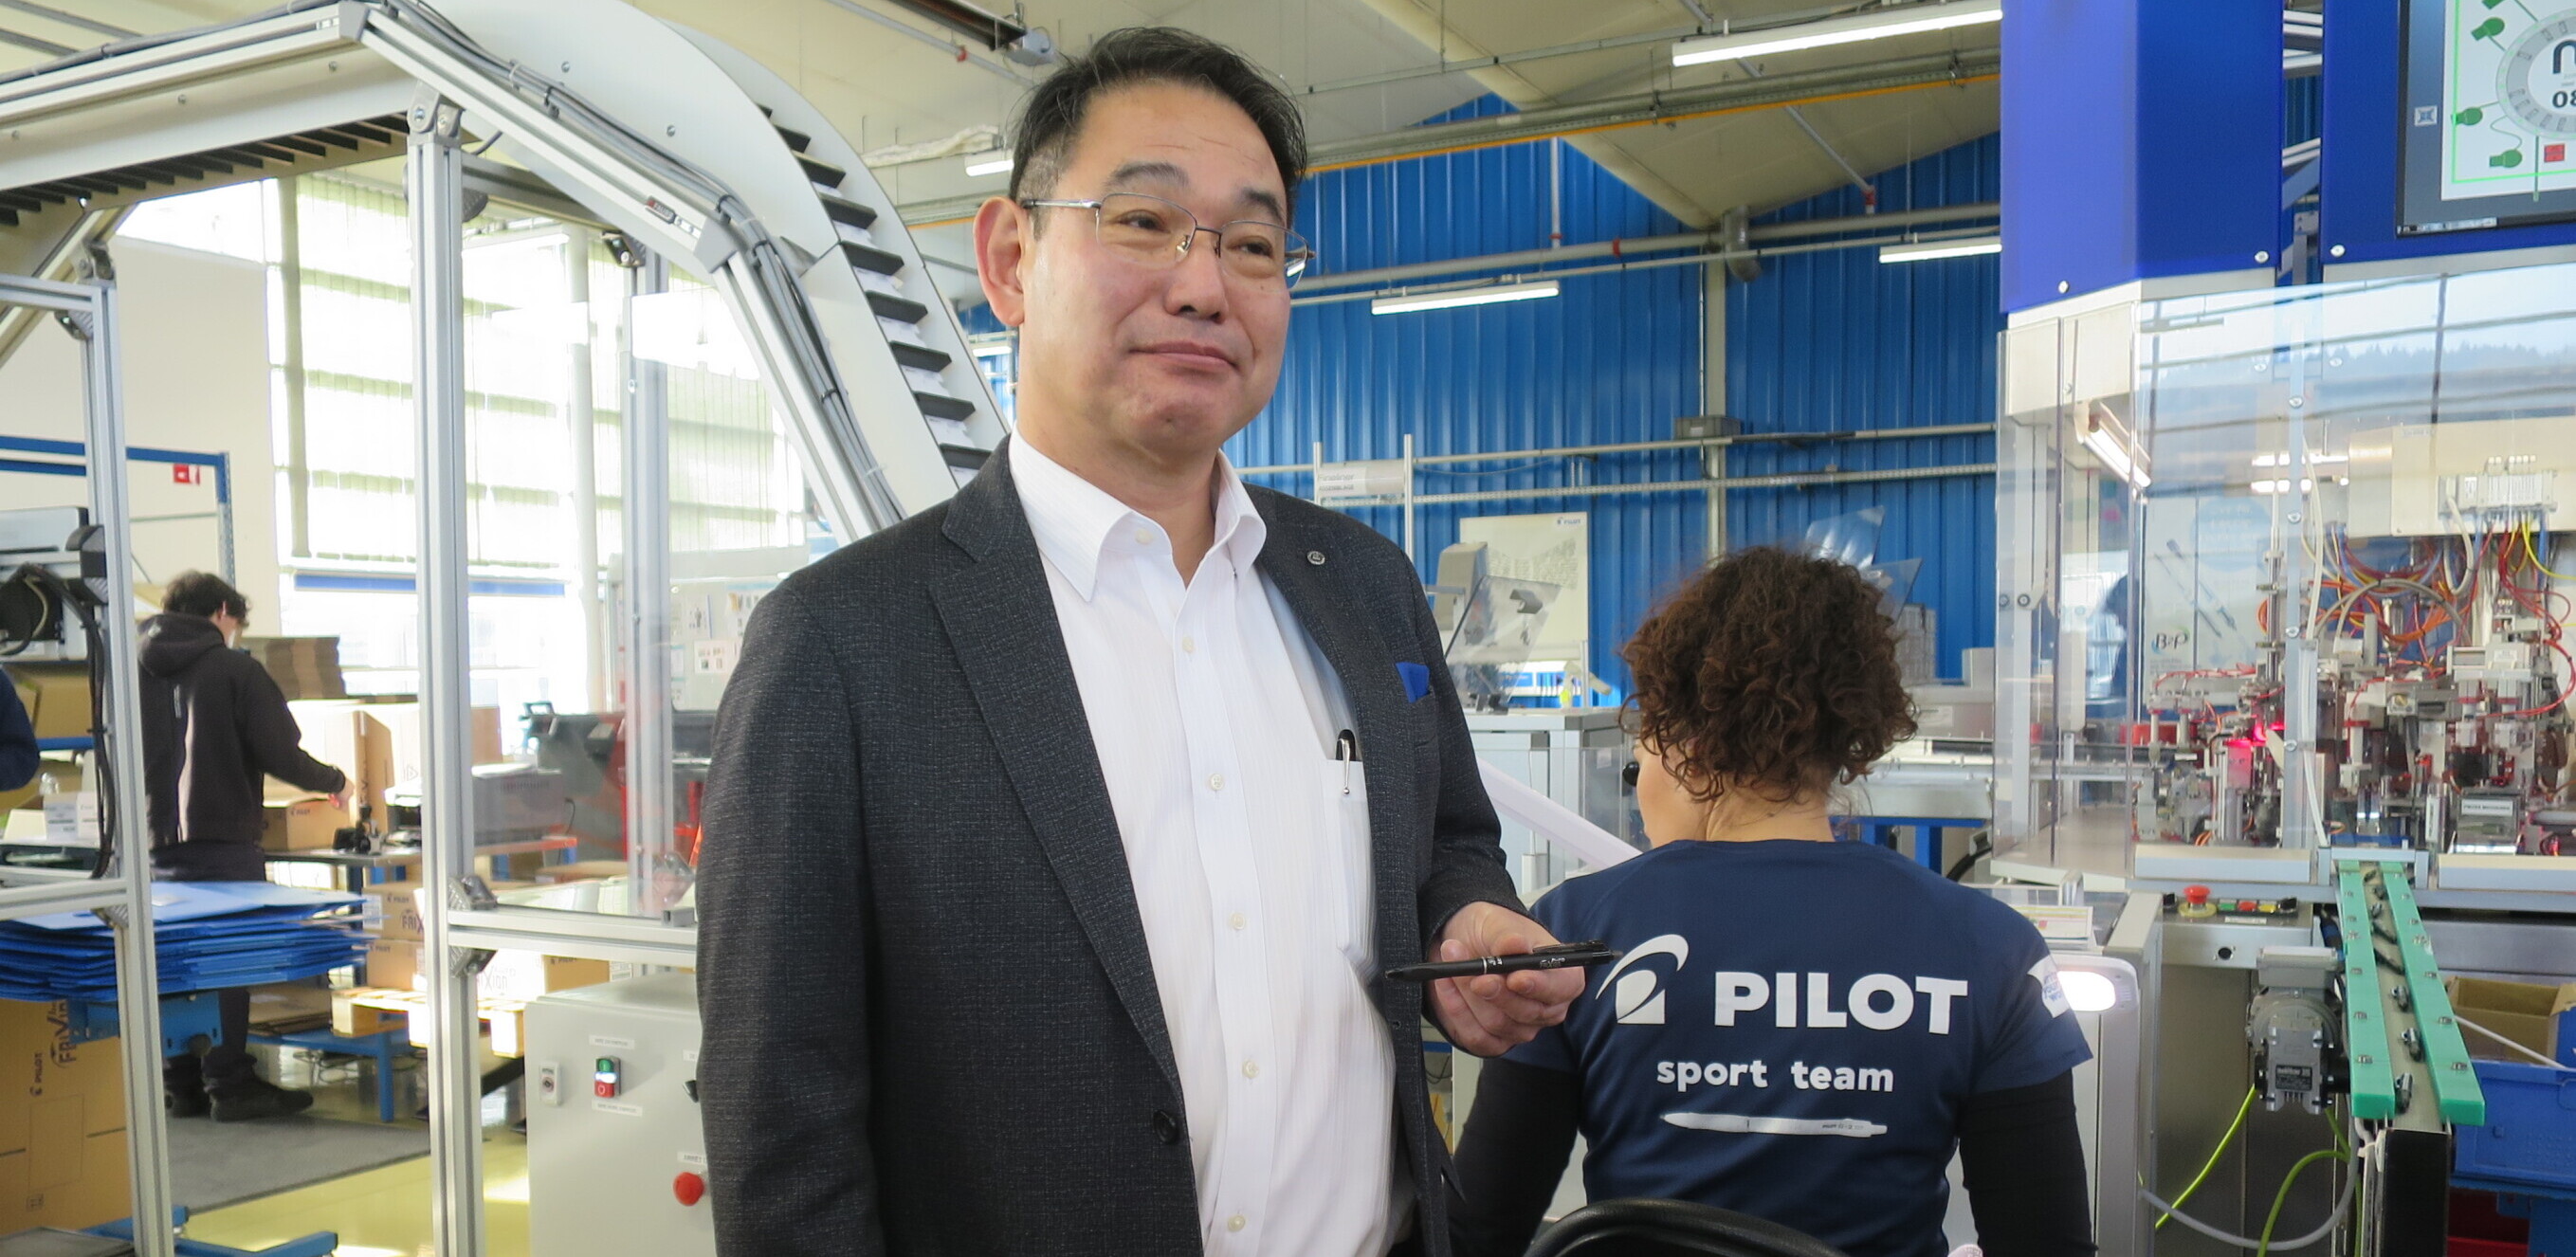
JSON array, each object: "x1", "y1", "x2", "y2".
[{"x1": 2138, "y1": 1151, "x2": 2356, "y2": 1252}]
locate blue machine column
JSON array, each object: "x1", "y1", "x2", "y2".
[{"x1": 2001, "y1": 0, "x2": 2286, "y2": 312}]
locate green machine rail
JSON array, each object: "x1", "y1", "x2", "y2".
[{"x1": 2334, "y1": 860, "x2": 2486, "y2": 1126}]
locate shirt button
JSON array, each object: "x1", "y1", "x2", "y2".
[
  {"x1": 1227, "y1": 1215, "x2": 1247, "y2": 1233},
  {"x1": 1241, "y1": 1059, "x2": 1259, "y2": 1079},
  {"x1": 1207, "y1": 774, "x2": 1225, "y2": 792},
  {"x1": 1228, "y1": 912, "x2": 1248, "y2": 931},
  {"x1": 1181, "y1": 635, "x2": 1197, "y2": 654},
  {"x1": 1133, "y1": 528, "x2": 1154, "y2": 546}
]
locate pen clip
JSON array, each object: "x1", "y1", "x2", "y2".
[{"x1": 1334, "y1": 729, "x2": 1360, "y2": 762}]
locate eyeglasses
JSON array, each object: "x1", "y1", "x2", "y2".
[{"x1": 1020, "y1": 191, "x2": 1314, "y2": 289}]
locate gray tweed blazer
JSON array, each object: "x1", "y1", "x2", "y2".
[{"x1": 695, "y1": 438, "x2": 1523, "y2": 1256}]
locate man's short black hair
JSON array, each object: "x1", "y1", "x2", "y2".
[
  {"x1": 1008, "y1": 27, "x2": 1307, "y2": 225},
  {"x1": 163, "y1": 571, "x2": 248, "y2": 621}
]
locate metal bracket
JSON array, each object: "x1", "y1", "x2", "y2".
[
  {"x1": 444, "y1": 875, "x2": 497, "y2": 977},
  {"x1": 408, "y1": 85, "x2": 464, "y2": 146}
]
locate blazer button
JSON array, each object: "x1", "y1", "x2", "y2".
[{"x1": 1151, "y1": 1109, "x2": 1180, "y2": 1145}]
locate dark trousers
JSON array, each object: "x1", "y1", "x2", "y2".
[{"x1": 153, "y1": 839, "x2": 267, "y2": 1082}]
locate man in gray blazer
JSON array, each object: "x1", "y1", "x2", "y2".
[{"x1": 696, "y1": 27, "x2": 1581, "y2": 1257}]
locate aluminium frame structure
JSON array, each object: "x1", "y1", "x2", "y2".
[{"x1": 0, "y1": 266, "x2": 177, "y2": 1257}]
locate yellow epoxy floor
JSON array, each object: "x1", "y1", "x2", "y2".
[{"x1": 184, "y1": 1133, "x2": 531, "y2": 1257}]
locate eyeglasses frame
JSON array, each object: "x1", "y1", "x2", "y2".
[{"x1": 1018, "y1": 192, "x2": 1316, "y2": 288}]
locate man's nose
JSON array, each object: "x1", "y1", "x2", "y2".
[{"x1": 1163, "y1": 228, "x2": 1231, "y2": 317}]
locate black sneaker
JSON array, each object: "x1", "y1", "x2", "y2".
[
  {"x1": 164, "y1": 1058, "x2": 210, "y2": 1119},
  {"x1": 210, "y1": 1073, "x2": 316, "y2": 1122}
]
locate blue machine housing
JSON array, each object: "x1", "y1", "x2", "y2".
[{"x1": 2001, "y1": 0, "x2": 2286, "y2": 312}]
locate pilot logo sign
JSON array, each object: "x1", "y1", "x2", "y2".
[{"x1": 1599, "y1": 934, "x2": 1689, "y2": 1025}]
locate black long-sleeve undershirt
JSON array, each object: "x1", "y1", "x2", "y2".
[{"x1": 1449, "y1": 1059, "x2": 2095, "y2": 1257}]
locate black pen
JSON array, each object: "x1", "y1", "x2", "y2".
[{"x1": 1382, "y1": 940, "x2": 1622, "y2": 983}]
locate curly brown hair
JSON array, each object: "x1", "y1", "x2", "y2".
[{"x1": 1621, "y1": 547, "x2": 1918, "y2": 803}]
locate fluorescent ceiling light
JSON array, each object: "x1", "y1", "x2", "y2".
[
  {"x1": 963, "y1": 154, "x2": 1014, "y2": 177},
  {"x1": 968, "y1": 340, "x2": 1015, "y2": 358},
  {"x1": 1880, "y1": 236, "x2": 2001, "y2": 264},
  {"x1": 2250, "y1": 451, "x2": 2348, "y2": 468},
  {"x1": 1371, "y1": 281, "x2": 1560, "y2": 316},
  {"x1": 1672, "y1": 0, "x2": 2001, "y2": 66}
]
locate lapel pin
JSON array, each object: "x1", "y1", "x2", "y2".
[{"x1": 1306, "y1": 550, "x2": 1326, "y2": 566}]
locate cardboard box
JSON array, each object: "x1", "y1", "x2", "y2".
[
  {"x1": 366, "y1": 884, "x2": 426, "y2": 941},
  {"x1": 260, "y1": 793, "x2": 349, "y2": 851},
  {"x1": 285, "y1": 701, "x2": 511, "y2": 819},
  {"x1": 476, "y1": 953, "x2": 611, "y2": 1003},
  {"x1": 237, "y1": 636, "x2": 346, "y2": 701},
  {"x1": 4, "y1": 757, "x2": 80, "y2": 814},
  {"x1": 2448, "y1": 976, "x2": 2576, "y2": 1065},
  {"x1": 9, "y1": 665, "x2": 91, "y2": 741},
  {"x1": 364, "y1": 939, "x2": 422, "y2": 993},
  {"x1": 0, "y1": 1000, "x2": 126, "y2": 1158},
  {"x1": 245, "y1": 984, "x2": 336, "y2": 1035},
  {"x1": 0, "y1": 1129, "x2": 129, "y2": 1232}
]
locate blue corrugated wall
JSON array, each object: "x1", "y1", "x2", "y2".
[
  {"x1": 1231, "y1": 97, "x2": 1706, "y2": 692},
  {"x1": 962, "y1": 99, "x2": 2006, "y2": 687},
  {"x1": 1725, "y1": 135, "x2": 2002, "y2": 681}
]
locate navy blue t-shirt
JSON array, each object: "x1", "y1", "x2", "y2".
[{"x1": 1508, "y1": 839, "x2": 2092, "y2": 1257}]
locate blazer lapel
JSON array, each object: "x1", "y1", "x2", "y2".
[
  {"x1": 930, "y1": 443, "x2": 1181, "y2": 1095},
  {"x1": 1254, "y1": 505, "x2": 1424, "y2": 967}
]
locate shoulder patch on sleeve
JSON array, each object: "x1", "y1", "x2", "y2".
[{"x1": 2030, "y1": 955, "x2": 2072, "y2": 1018}]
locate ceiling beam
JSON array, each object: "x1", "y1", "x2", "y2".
[
  {"x1": 1346, "y1": 0, "x2": 1714, "y2": 225},
  {"x1": 888, "y1": 49, "x2": 1996, "y2": 228}
]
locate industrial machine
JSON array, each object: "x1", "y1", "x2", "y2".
[
  {"x1": 1995, "y1": 264, "x2": 2576, "y2": 904},
  {"x1": 524, "y1": 975, "x2": 712, "y2": 1257}
]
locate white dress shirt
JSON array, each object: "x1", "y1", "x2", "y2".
[{"x1": 1011, "y1": 436, "x2": 1405, "y2": 1256}]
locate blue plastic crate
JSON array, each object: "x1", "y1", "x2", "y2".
[{"x1": 2455, "y1": 1061, "x2": 2576, "y2": 1193}]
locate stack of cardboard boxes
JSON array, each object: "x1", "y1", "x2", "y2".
[
  {"x1": 234, "y1": 637, "x2": 346, "y2": 702},
  {"x1": 0, "y1": 1000, "x2": 129, "y2": 1233},
  {"x1": 1, "y1": 667, "x2": 92, "y2": 835},
  {"x1": 338, "y1": 883, "x2": 612, "y2": 1052},
  {"x1": 261, "y1": 700, "x2": 505, "y2": 852}
]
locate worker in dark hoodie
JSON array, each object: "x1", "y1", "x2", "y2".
[{"x1": 140, "y1": 571, "x2": 348, "y2": 1121}]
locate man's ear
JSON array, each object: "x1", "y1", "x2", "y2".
[{"x1": 973, "y1": 196, "x2": 1031, "y2": 327}]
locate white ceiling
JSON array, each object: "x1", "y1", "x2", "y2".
[{"x1": 4, "y1": 0, "x2": 2000, "y2": 271}]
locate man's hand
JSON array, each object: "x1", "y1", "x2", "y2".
[{"x1": 1428, "y1": 901, "x2": 1584, "y2": 1057}]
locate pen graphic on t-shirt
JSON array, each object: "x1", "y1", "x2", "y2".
[{"x1": 1662, "y1": 1113, "x2": 1890, "y2": 1139}]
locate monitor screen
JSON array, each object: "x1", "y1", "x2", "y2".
[{"x1": 2397, "y1": 0, "x2": 2576, "y2": 236}]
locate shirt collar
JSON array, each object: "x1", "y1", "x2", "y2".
[{"x1": 1009, "y1": 435, "x2": 1269, "y2": 602}]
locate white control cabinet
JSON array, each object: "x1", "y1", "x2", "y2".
[{"x1": 526, "y1": 974, "x2": 715, "y2": 1257}]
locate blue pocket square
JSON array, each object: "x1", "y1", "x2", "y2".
[{"x1": 1397, "y1": 662, "x2": 1432, "y2": 702}]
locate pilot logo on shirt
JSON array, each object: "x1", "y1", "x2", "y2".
[{"x1": 1599, "y1": 934, "x2": 1689, "y2": 1025}]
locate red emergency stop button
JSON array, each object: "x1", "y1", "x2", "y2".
[
  {"x1": 2183, "y1": 884, "x2": 2209, "y2": 906},
  {"x1": 673, "y1": 1172, "x2": 705, "y2": 1207}
]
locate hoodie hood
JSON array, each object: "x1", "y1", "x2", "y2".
[{"x1": 140, "y1": 612, "x2": 229, "y2": 678}]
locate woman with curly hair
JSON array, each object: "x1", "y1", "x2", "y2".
[{"x1": 1450, "y1": 547, "x2": 2095, "y2": 1257}]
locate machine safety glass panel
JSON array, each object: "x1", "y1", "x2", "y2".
[{"x1": 1996, "y1": 264, "x2": 2576, "y2": 896}]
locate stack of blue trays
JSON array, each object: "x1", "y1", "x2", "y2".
[{"x1": 0, "y1": 882, "x2": 369, "y2": 1002}]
